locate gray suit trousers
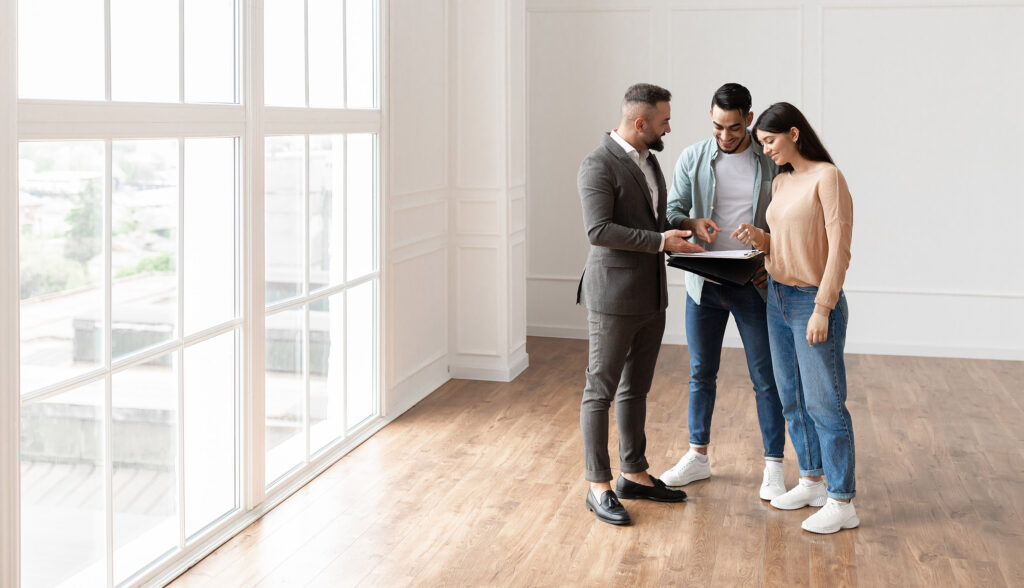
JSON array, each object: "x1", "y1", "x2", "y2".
[{"x1": 581, "y1": 308, "x2": 666, "y2": 482}]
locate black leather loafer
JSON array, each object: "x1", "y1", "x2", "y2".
[
  {"x1": 585, "y1": 489, "x2": 632, "y2": 526},
  {"x1": 615, "y1": 475, "x2": 687, "y2": 502}
]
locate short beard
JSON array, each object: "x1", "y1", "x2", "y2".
[
  {"x1": 647, "y1": 136, "x2": 665, "y2": 152},
  {"x1": 719, "y1": 134, "x2": 747, "y2": 154}
]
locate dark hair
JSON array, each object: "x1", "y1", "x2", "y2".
[
  {"x1": 752, "y1": 102, "x2": 834, "y2": 173},
  {"x1": 623, "y1": 83, "x2": 671, "y2": 106},
  {"x1": 711, "y1": 83, "x2": 752, "y2": 117}
]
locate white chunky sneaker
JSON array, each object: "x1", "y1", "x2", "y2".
[
  {"x1": 801, "y1": 498, "x2": 860, "y2": 534},
  {"x1": 759, "y1": 463, "x2": 786, "y2": 501},
  {"x1": 769, "y1": 480, "x2": 827, "y2": 510},
  {"x1": 660, "y1": 451, "x2": 711, "y2": 487}
]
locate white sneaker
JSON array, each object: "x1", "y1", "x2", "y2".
[
  {"x1": 801, "y1": 498, "x2": 860, "y2": 534},
  {"x1": 759, "y1": 463, "x2": 786, "y2": 501},
  {"x1": 769, "y1": 480, "x2": 827, "y2": 510},
  {"x1": 660, "y1": 451, "x2": 711, "y2": 486}
]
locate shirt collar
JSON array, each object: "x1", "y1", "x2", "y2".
[{"x1": 610, "y1": 129, "x2": 648, "y2": 162}]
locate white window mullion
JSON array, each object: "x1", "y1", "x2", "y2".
[
  {"x1": 377, "y1": 0, "x2": 388, "y2": 418},
  {"x1": 244, "y1": 0, "x2": 267, "y2": 510},
  {"x1": 0, "y1": 0, "x2": 20, "y2": 584},
  {"x1": 105, "y1": 375, "x2": 114, "y2": 588},
  {"x1": 303, "y1": 0, "x2": 310, "y2": 107},
  {"x1": 303, "y1": 135, "x2": 311, "y2": 462},
  {"x1": 104, "y1": 138, "x2": 114, "y2": 588},
  {"x1": 177, "y1": 137, "x2": 187, "y2": 549},
  {"x1": 341, "y1": 0, "x2": 347, "y2": 109},
  {"x1": 104, "y1": 0, "x2": 112, "y2": 101},
  {"x1": 340, "y1": 134, "x2": 349, "y2": 437},
  {"x1": 17, "y1": 101, "x2": 247, "y2": 141},
  {"x1": 179, "y1": 0, "x2": 186, "y2": 103}
]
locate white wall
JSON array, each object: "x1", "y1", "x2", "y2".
[
  {"x1": 386, "y1": 0, "x2": 529, "y2": 417},
  {"x1": 386, "y1": 0, "x2": 451, "y2": 415},
  {"x1": 525, "y1": 0, "x2": 1024, "y2": 360},
  {"x1": 448, "y1": 0, "x2": 529, "y2": 381}
]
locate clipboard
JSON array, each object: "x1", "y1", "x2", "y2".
[{"x1": 666, "y1": 250, "x2": 765, "y2": 287}]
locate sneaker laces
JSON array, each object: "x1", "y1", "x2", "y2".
[
  {"x1": 670, "y1": 452, "x2": 698, "y2": 474},
  {"x1": 763, "y1": 466, "x2": 784, "y2": 487}
]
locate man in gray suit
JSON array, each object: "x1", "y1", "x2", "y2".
[{"x1": 578, "y1": 83, "x2": 703, "y2": 526}]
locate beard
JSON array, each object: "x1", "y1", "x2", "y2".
[
  {"x1": 718, "y1": 134, "x2": 747, "y2": 154},
  {"x1": 647, "y1": 135, "x2": 665, "y2": 152}
]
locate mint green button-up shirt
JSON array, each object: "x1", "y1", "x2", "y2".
[{"x1": 666, "y1": 133, "x2": 778, "y2": 304}]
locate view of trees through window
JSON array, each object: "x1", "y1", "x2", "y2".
[{"x1": 15, "y1": 0, "x2": 379, "y2": 586}]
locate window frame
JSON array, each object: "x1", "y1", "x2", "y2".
[{"x1": 0, "y1": 0, "x2": 388, "y2": 585}]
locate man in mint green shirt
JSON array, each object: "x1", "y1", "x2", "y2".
[{"x1": 659, "y1": 83, "x2": 787, "y2": 502}]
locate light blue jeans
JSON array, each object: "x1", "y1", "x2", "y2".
[{"x1": 766, "y1": 278, "x2": 856, "y2": 499}]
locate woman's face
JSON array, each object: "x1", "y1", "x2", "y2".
[{"x1": 756, "y1": 127, "x2": 800, "y2": 167}]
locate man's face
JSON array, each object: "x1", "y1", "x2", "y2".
[
  {"x1": 641, "y1": 101, "x2": 672, "y2": 152},
  {"x1": 711, "y1": 105, "x2": 753, "y2": 153}
]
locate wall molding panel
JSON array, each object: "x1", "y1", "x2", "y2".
[
  {"x1": 523, "y1": 0, "x2": 1024, "y2": 361},
  {"x1": 386, "y1": 0, "x2": 454, "y2": 423},
  {"x1": 447, "y1": 0, "x2": 530, "y2": 382}
]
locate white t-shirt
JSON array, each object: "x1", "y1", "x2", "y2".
[{"x1": 709, "y1": 147, "x2": 756, "y2": 251}]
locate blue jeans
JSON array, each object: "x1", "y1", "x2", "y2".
[
  {"x1": 766, "y1": 278, "x2": 855, "y2": 499},
  {"x1": 685, "y1": 282, "x2": 785, "y2": 459}
]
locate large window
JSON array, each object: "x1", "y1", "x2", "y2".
[
  {"x1": 264, "y1": 134, "x2": 378, "y2": 488},
  {"x1": 10, "y1": 1, "x2": 381, "y2": 586}
]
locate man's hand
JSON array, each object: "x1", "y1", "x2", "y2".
[
  {"x1": 683, "y1": 218, "x2": 720, "y2": 243},
  {"x1": 806, "y1": 312, "x2": 829, "y2": 345},
  {"x1": 731, "y1": 223, "x2": 769, "y2": 252},
  {"x1": 664, "y1": 229, "x2": 704, "y2": 253},
  {"x1": 752, "y1": 267, "x2": 768, "y2": 289}
]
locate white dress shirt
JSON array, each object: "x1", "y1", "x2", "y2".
[{"x1": 610, "y1": 130, "x2": 666, "y2": 251}]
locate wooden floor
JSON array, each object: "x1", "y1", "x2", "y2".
[{"x1": 171, "y1": 337, "x2": 1024, "y2": 587}]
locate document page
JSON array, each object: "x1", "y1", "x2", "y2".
[{"x1": 668, "y1": 249, "x2": 763, "y2": 259}]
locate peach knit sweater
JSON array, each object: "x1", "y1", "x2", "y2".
[{"x1": 765, "y1": 164, "x2": 853, "y2": 311}]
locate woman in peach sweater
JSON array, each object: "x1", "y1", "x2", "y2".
[{"x1": 732, "y1": 102, "x2": 857, "y2": 534}]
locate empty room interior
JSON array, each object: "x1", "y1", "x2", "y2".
[{"x1": 1, "y1": 0, "x2": 1022, "y2": 586}]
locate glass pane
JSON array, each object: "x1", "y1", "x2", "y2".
[
  {"x1": 309, "y1": 135, "x2": 344, "y2": 291},
  {"x1": 308, "y1": 0, "x2": 344, "y2": 108},
  {"x1": 346, "y1": 0, "x2": 376, "y2": 108},
  {"x1": 184, "y1": 138, "x2": 237, "y2": 334},
  {"x1": 265, "y1": 136, "x2": 306, "y2": 305},
  {"x1": 19, "y1": 0, "x2": 105, "y2": 100},
  {"x1": 112, "y1": 351, "x2": 178, "y2": 585},
  {"x1": 346, "y1": 134, "x2": 375, "y2": 280},
  {"x1": 266, "y1": 307, "x2": 305, "y2": 486},
  {"x1": 264, "y1": 0, "x2": 306, "y2": 107},
  {"x1": 310, "y1": 292, "x2": 344, "y2": 453},
  {"x1": 184, "y1": 331, "x2": 238, "y2": 538},
  {"x1": 21, "y1": 381, "x2": 106, "y2": 587},
  {"x1": 19, "y1": 141, "x2": 105, "y2": 394},
  {"x1": 346, "y1": 281, "x2": 375, "y2": 428},
  {"x1": 185, "y1": 0, "x2": 237, "y2": 103},
  {"x1": 111, "y1": 0, "x2": 179, "y2": 102},
  {"x1": 112, "y1": 140, "x2": 179, "y2": 361}
]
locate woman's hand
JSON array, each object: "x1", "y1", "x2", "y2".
[
  {"x1": 731, "y1": 223, "x2": 769, "y2": 252},
  {"x1": 806, "y1": 312, "x2": 829, "y2": 345}
]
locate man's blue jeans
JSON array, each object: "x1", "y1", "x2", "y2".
[
  {"x1": 766, "y1": 278, "x2": 856, "y2": 500},
  {"x1": 685, "y1": 282, "x2": 785, "y2": 459}
]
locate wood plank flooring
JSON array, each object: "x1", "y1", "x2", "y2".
[{"x1": 171, "y1": 336, "x2": 1024, "y2": 587}]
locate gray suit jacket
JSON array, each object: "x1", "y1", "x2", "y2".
[{"x1": 576, "y1": 133, "x2": 669, "y2": 316}]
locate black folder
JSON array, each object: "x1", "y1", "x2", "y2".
[{"x1": 666, "y1": 251, "x2": 765, "y2": 287}]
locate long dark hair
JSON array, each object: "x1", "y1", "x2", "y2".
[{"x1": 753, "y1": 102, "x2": 833, "y2": 173}]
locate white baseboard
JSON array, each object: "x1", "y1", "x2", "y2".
[
  {"x1": 526, "y1": 325, "x2": 587, "y2": 340},
  {"x1": 527, "y1": 325, "x2": 1024, "y2": 361},
  {"x1": 449, "y1": 346, "x2": 530, "y2": 381},
  {"x1": 386, "y1": 354, "x2": 451, "y2": 417}
]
